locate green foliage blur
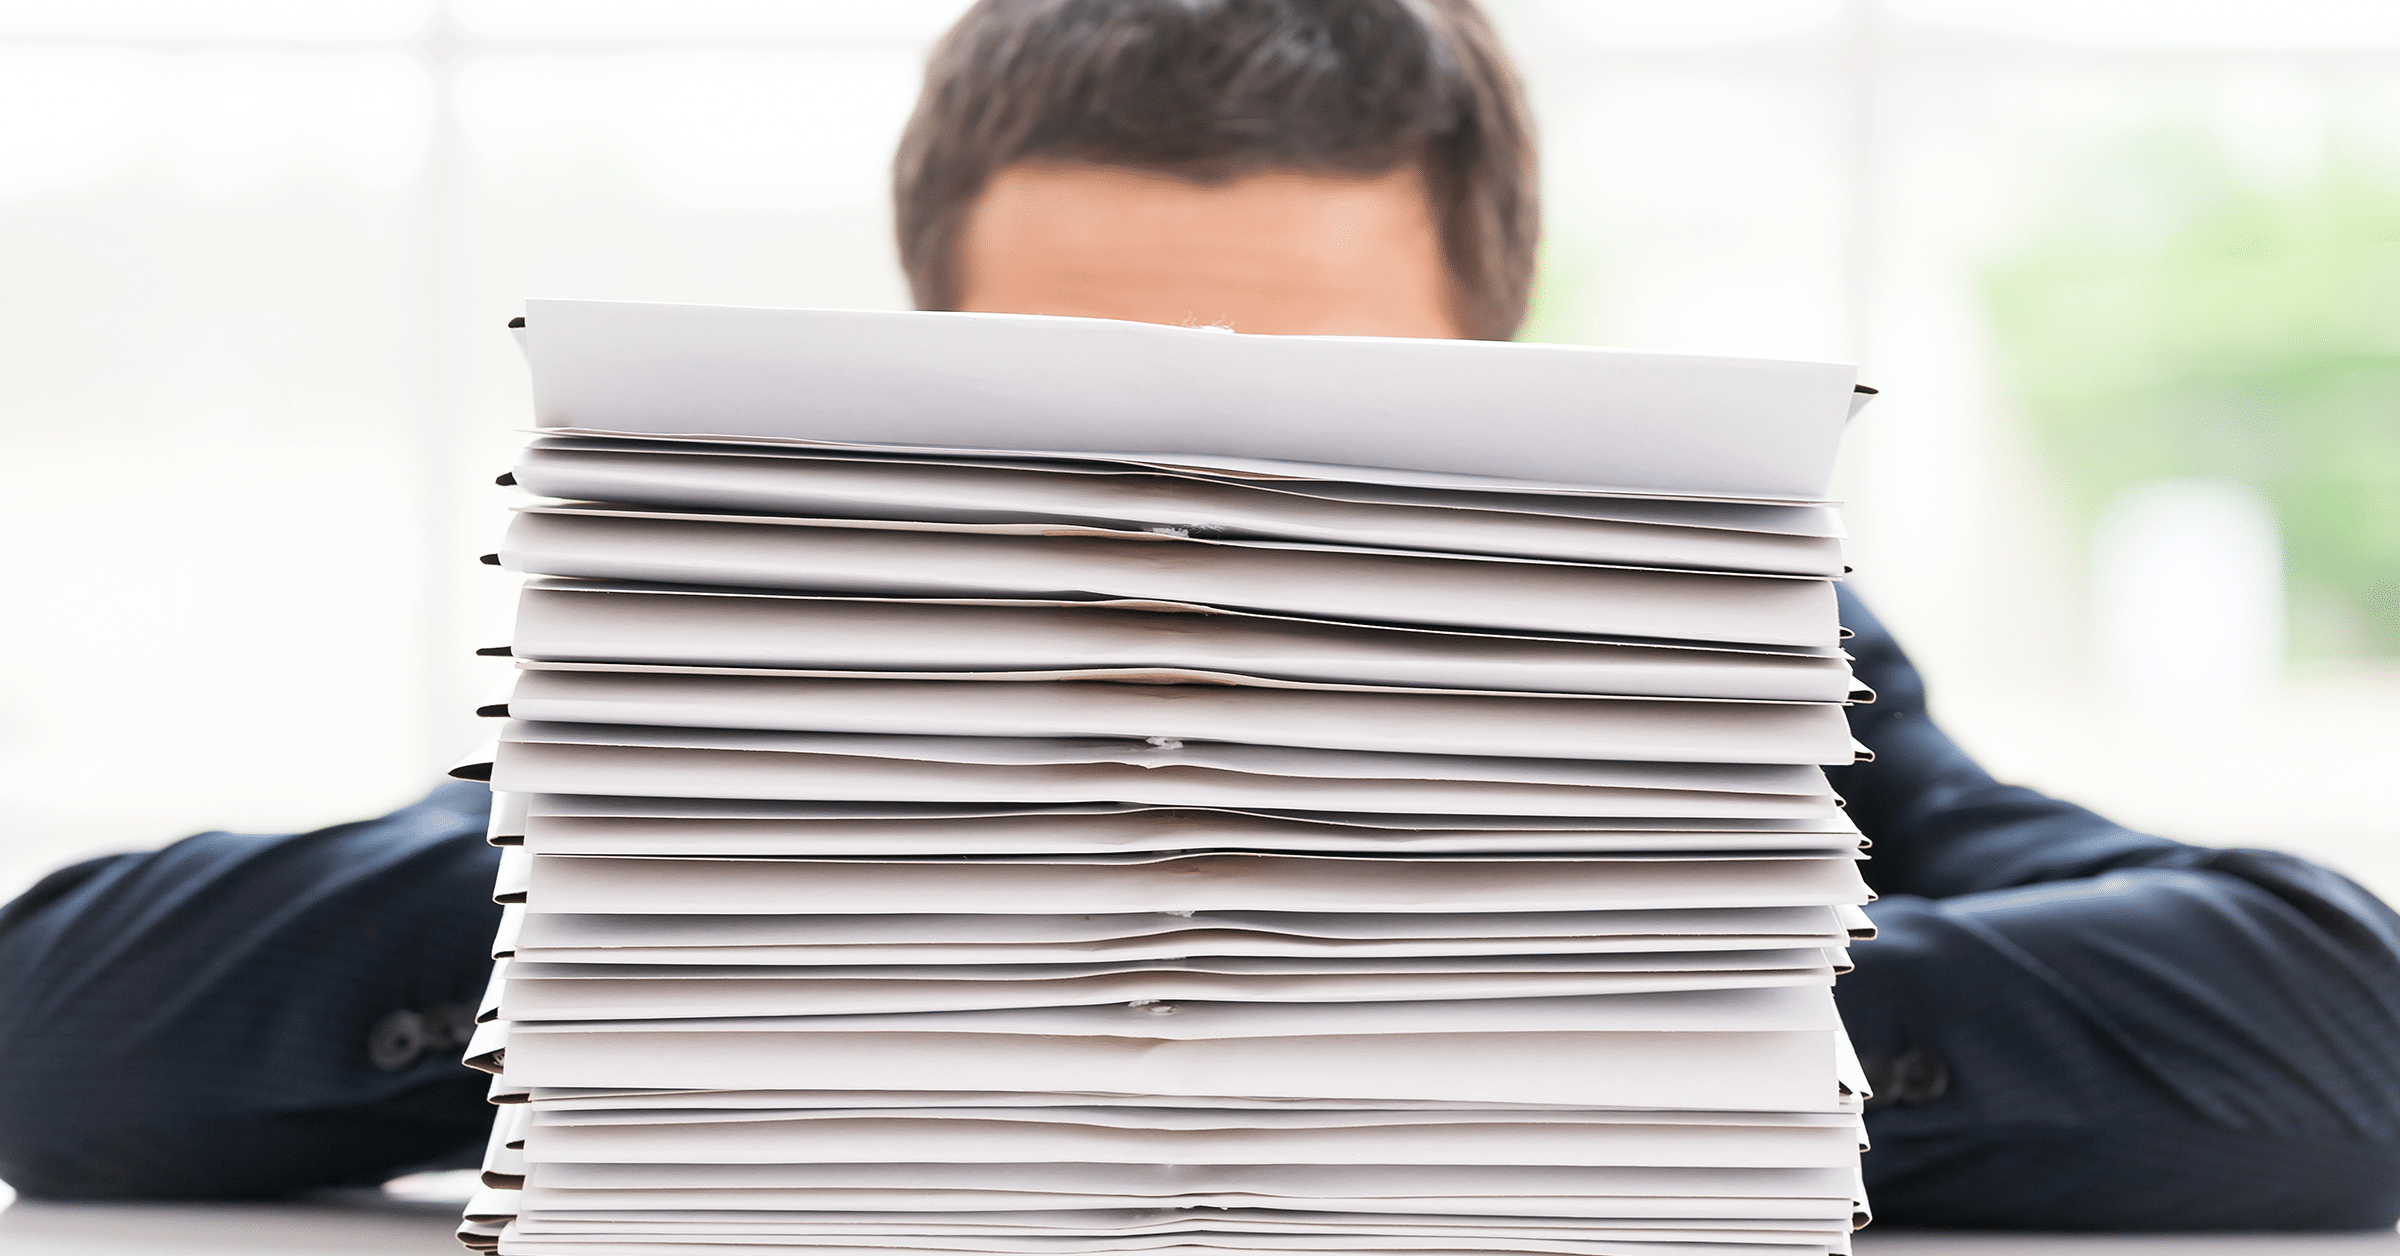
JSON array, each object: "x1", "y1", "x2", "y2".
[
  {"x1": 1517, "y1": 236, "x2": 1611, "y2": 348},
  {"x1": 1985, "y1": 129, "x2": 2400, "y2": 659}
]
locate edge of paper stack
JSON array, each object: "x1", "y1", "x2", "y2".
[{"x1": 453, "y1": 300, "x2": 1880, "y2": 1256}]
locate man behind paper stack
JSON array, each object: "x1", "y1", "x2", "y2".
[{"x1": 2, "y1": 0, "x2": 2397, "y2": 1232}]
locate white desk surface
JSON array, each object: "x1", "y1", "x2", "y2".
[{"x1": 2, "y1": 1188, "x2": 2396, "y2": 1256}]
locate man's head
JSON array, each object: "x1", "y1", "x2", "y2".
[{"x1": 894, "y1": 0, "x2": 1538, "y2": 340}]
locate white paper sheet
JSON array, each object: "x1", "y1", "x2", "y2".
[
  {"x1": 521, "y1": 811, "x2": 1859, "y2": 857},
  {"x1": 498, "y1": 961, "x2": 1837, "y2": 1020},
  {"x1": 521, "y1": 1190, "x2": 1851, "y2": 1224},
  {"x1": 507, "y1": 581, "x2": 1863, "y2": 701},
  {"x1": 492, "y1": 1229, "x2": 1833, "y2": 1248},
  {"x1": 501, "y1": 1028, "x2": 1845, "y2": 1114},
  {"x1": 512, "y1": 1105, "x2": 1859, "y2": 1168},
  {"x1": 507, "y1": 1224, "x2": 1840, "y2": 1250},
  {"x1": 505, "y1": 724, "x2": 1847, "y2": 787},
  {"x1": 505, "y1": 951, "x2": 1834, "y2": 982},
  {"x1": 490, "y1": 746, "x2": 1846, "y2": 817},
  {"x1": 506, "y1": 725, "x2": 1843, "y2": 787},
  {"x1": 508, "y1": 660, "x2": 1863, "y2": 710},
  {"x1": 521, "y1": 852, "x2": 1872, "y2": 916},
  {"x1": 521, "y1": 301, "x2": 1856, "y2": 501},
  {"x1": 524, "y1": 796, "x2": 1862, "y2": 832},
  {"x1": 522, "y1": 1093, "x2": 1865, "y2": 1123},
  {"x1": 498, "y1": 509, "x2": 1840, "y2": 648},
  {"x1": 496, "y1": 845, "x2": 532, "y2": 901},
  {"x1": 512, "y1": 905, "x2": 1856, "y2": 955},
  {"x1": 525, "y1": 1160, "x2": 1858, "y2": 1200},
  {"x1": 493, "y1": 790, "x2": 532, "y2": 843},
  {"x1": 511, "y1": 944, "x2": 1852, "y2": 968},
  {"x1": 508, "y1": 984, "x2": 1836, "y2": 1036},
  {"x1": 487, "y1": 728, "x2": 1856, "y2": 816},
  {"x1": 511, "y1": 445, "x2": 1844, "y2": 575},
  {"x1": 522, "y1": 437, "x2": 1853, "y2": 534},
  {"x1": 516, "y1": 907, "x2": 1843, "y2": 951},
  {"x1": 500, "y1": 670, "x2": 1852, "y2": 764}
]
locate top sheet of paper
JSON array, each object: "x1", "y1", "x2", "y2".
[{"x1": 522, "y1": 302, "x2": 1857, "y2": 502}]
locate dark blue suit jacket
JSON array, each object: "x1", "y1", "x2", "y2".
[{"x1": 3, "y1": 588, "x2": 2397, "y2": 1227}]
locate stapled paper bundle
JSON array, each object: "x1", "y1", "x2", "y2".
[{"x1": 452, "y1": 301, "x2": 1877, "y2": 1256}]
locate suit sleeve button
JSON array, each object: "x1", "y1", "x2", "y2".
[{"x1": 367, "y1": 1010, "x2": 428, "y2": 1072}]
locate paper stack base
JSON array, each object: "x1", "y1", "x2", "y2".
[
  {"x1": 481, "y1": 1092, "x2": 1871, "y2": 1253},
  {"x1": 458, "y1": 303, "x2": 1876, "y2": 1255}
]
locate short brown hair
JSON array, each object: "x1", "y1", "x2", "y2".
[{"x1": 893, "y1": 0, "x2": 1540, "y2": 341}]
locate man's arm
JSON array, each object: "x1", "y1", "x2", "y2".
[
  {"x1": 1828, "y1": 585, "x2": 2400, "y2": 1229},
  {"x1": 1830, "y1": 583, "x2": 2400, "y2": 977},
  {"x1": 0, "y1": 782, "x2": 501, "y2": 1199},
  {"x1": 1827, "y1": 585, "x2": 2198, "y2": 897}
]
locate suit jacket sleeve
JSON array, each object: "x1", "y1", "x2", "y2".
[{"x1": 0, "y1": 781, "x2": 501, "y2": 1199}]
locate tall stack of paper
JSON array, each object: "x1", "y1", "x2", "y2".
[{"x1": 452, "y1": 301, "x2": 1879, "y2": 1256}]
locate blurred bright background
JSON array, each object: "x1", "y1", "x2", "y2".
[{"x1": 1, "y1": 0, "x2": 2395, "y2": 904}]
